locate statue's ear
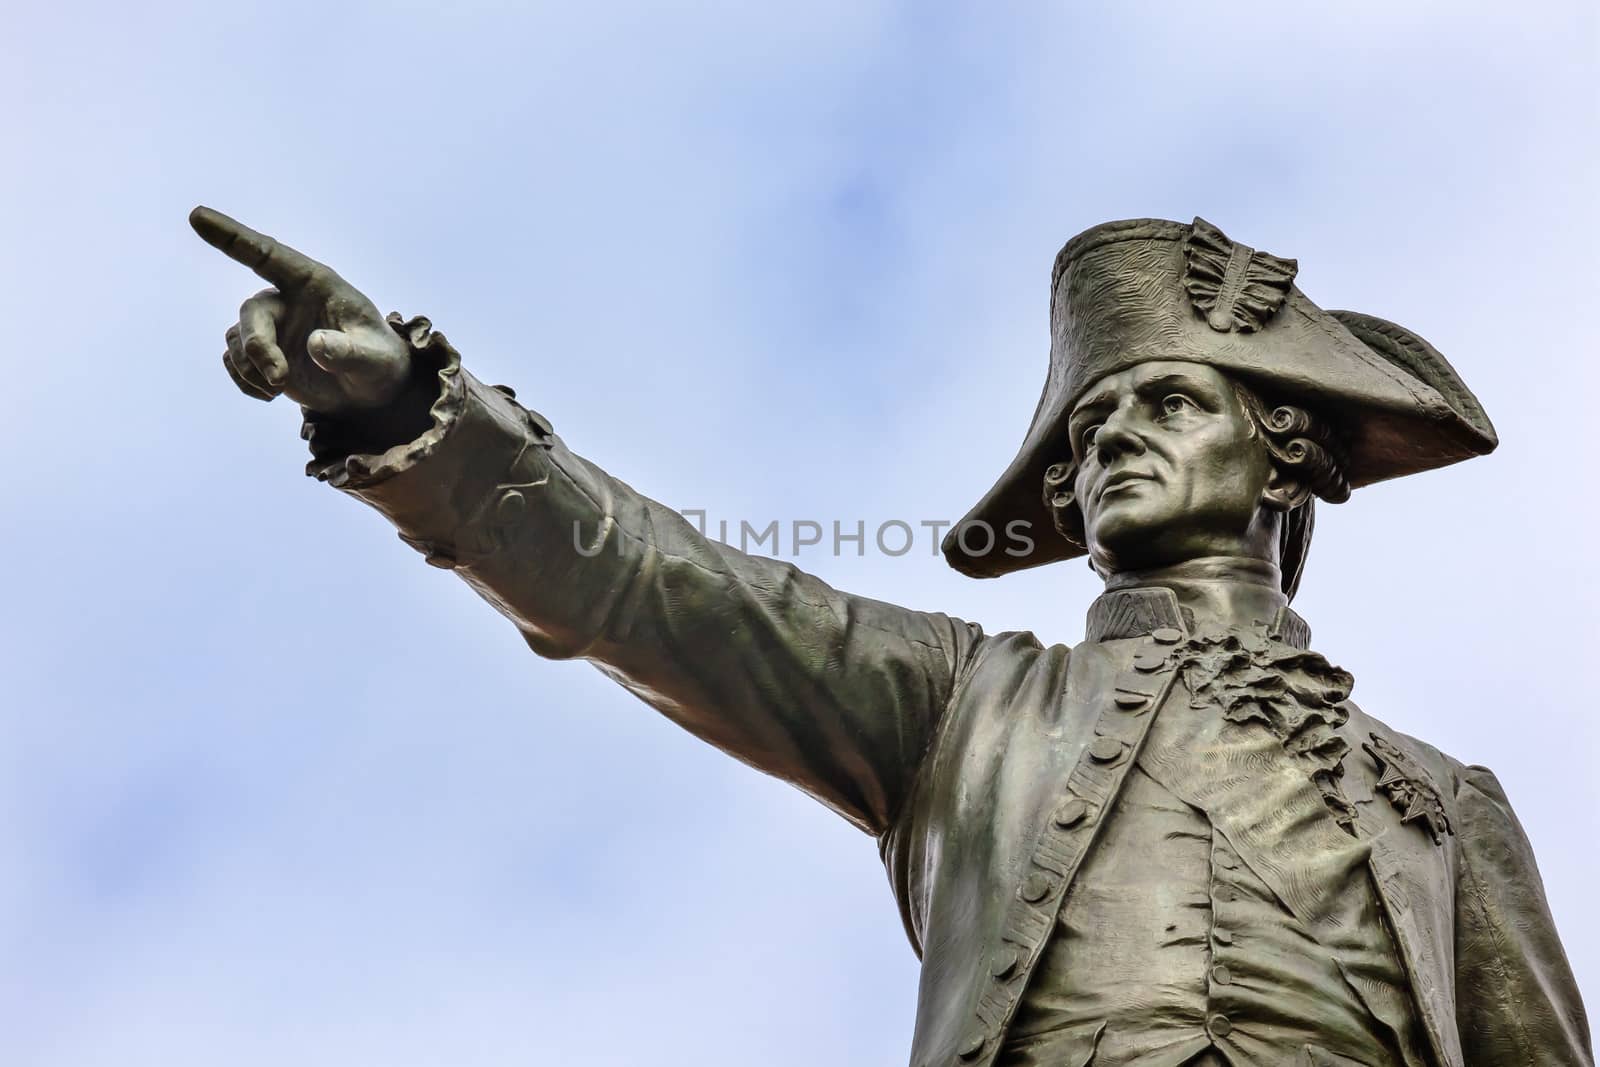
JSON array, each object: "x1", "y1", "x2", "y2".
[{"x1": 1262, "y1": 468, "x2": 1314, "y2": 512}]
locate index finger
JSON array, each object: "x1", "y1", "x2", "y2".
[{"x1": 189, "y1": 205, "x2": 330, "y2": 290}]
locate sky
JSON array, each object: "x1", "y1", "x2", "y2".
[{"x1": 2, "y1": 3, "x2": 1596, "y2": 1064}]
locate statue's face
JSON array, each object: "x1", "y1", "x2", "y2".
[{"x1": 1068, "y1": 360, "x2": 1277, "y2": 572}]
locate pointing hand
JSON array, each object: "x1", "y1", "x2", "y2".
[{"x1": 191, "y1": 206, "x2": 413, "y2": 415}]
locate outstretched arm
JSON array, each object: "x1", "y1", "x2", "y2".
[{"x1": 191, "y1": 207, "x2": 983, "y2": 835}]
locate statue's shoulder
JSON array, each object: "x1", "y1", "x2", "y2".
[
  {"x1": 1341, "y1": 701, "x2": 1491, "y2": 850},
  {"x1": 1343, "y1": 701, "x2": 1463, "y2": 784},
  {"x1": 1344, "y1": 697, "x2": 1459, "y2": 755},
  {"x1": 950, "y1": 629, "x2": 1077, "y2": 703},
  {"x1": 965, "y1": 628, "x2": 1068, "y2": 669}
]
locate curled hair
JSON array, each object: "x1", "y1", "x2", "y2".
[
  {"x1": 1232, "y1": 383, "x2": 1350, "y2": 599},
  {"x1": 1042, "y1": 460, "x2": 1086, "y2": 550},
  {"x1": 1232, "y1": 385, "x2": 1351, "y2": 505}
]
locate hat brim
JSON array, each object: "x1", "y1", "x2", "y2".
[{"x1": 942, "y1": 310, "x2": 1497, "y2": 579}]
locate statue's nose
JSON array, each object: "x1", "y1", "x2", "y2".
[{"x1": 1094, "y1": 404, "x2": 1146, "y2": 464}]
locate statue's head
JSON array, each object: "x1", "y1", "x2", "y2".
[
  {"x1": 942, "y1": 217, "x2": 1497, "y2": 599},
  {"x1": 1042, "y1": 359, "x2": 1349, "y2": 596}
]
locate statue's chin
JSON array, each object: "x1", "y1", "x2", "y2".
[
  {"x1": 1085, "y1": 505, "x2": 1189, "y2": 573},
  {"x1": 1090, "y1": 522, "x2": 1264, "y2": 577}
]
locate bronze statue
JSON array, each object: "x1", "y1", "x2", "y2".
[{"x1": 191, "y1": 206, "x2": 1591, "y2": 1067}]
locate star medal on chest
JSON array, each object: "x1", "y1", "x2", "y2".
[{"x1": 1363, "y1": 733, "x2": 1454, "y2": 845}]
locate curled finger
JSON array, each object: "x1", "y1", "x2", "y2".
[
  {"x1": 225, "y1": 328, "x2": 279, "y2": 401},
  {"x1": 223, "y1": 349, "x2": 275, "y2": 401},
  {"x1": 239, "y1": 290, "x2": 290, "y2": 386}
]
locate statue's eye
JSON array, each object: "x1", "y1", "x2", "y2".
[
  {"x1": 1080, "y1": 425, "x2": 1101, "y2": 455},
  {"x1": 1160, "y1": 394, "x2": 1194, "y2": 417}
]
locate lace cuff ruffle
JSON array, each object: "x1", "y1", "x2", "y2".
[{"x1": 301, "y1": 313, "x2": 467, "y2": 490}]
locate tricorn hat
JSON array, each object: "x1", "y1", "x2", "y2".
[{"x1": 943, "y1": 216, "x2": 1497, "y2": 578}]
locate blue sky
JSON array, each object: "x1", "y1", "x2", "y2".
[{"x1": 3, "y1": 3, "x2": 1595, "y2": 1064}]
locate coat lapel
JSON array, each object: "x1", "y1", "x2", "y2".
[{"x1": 1351, "y1": 718, "x2": 1463, "y2": 1067}]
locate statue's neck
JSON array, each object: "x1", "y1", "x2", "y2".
[{"x1": 1105, "y1": 556, "x2": 1287, "y2": 634}]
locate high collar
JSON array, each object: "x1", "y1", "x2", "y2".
[{"x1": 1085, "y1": 585, "x2": 1312, "y2": 649}]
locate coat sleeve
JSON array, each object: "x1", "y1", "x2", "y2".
[
  {"x1": 301, "y1": 316, "x2": 985, "y2": 835},
  {"x1": 1452, "y1": 762, "x2": 1593, "y2": 1066}
]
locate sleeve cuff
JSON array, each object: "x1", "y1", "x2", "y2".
[{"x1": 298, "y1": 313, "x2": 559, "y2": 571}]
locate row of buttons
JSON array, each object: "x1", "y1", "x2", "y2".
[
  {"x1": 954, "y1": 631, "x2": 1184, "y2": 1064},
  {"x1": 1204, "y1": 836, "x2": 1242, "y2": 1048}
]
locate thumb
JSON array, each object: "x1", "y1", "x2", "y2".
[{"x1": 306, "y1": 328, "x2": 356, "y2": 372}]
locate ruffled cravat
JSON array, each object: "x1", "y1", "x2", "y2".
[{"x1": 1168, "y1": 624, "x2": 1358, "y2": 834}]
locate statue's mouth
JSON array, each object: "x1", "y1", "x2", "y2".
[{"x1": 1100, "y1": 470, "x2": 1154, "y2": 497}]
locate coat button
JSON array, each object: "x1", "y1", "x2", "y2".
[
  {"x1": 525, "y1": 408, "x2": 554, "y2": 436},
  {"x1": 1152, "y1": 626, "x2": 1183, "y2": 644},
  {"x1": 423, "y1": 549, "x2": 458, "y2": 570},
  {"x1": 1213, "y1": 927, "x2": 1234, "y2": 945},
  {"x1": 496, "y1": 488, "x2": 527, "y2": 524},
  {"x1": 1207, "y1": 1013, "x2": 1232, "y2": 1038},
  {"x1": 1021, "y1": 872, "x2": 1056, "y2": 903},
  {"x1": 1211, "y1": 964, "x2": 1232, "y2": 985},
  {"x1": 991, "y1": 947, "x2": 1021, "y2": 979},
  {"x1": 1133, "y1": 648, "x2": 1168, "y2": 672},
  {"x1": 957, "y1": 1031, "x2": 986, "y2": 1060},
  {"x1": 1113, "y1": 688, "x2": 1151, "y2": 710},
  {"x1": 1053, "y1": 799, "x2": 1089, "y2": 828},
  {"x1": 1088, "y1": 737, "x2": 1125, "y2": 764}
]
